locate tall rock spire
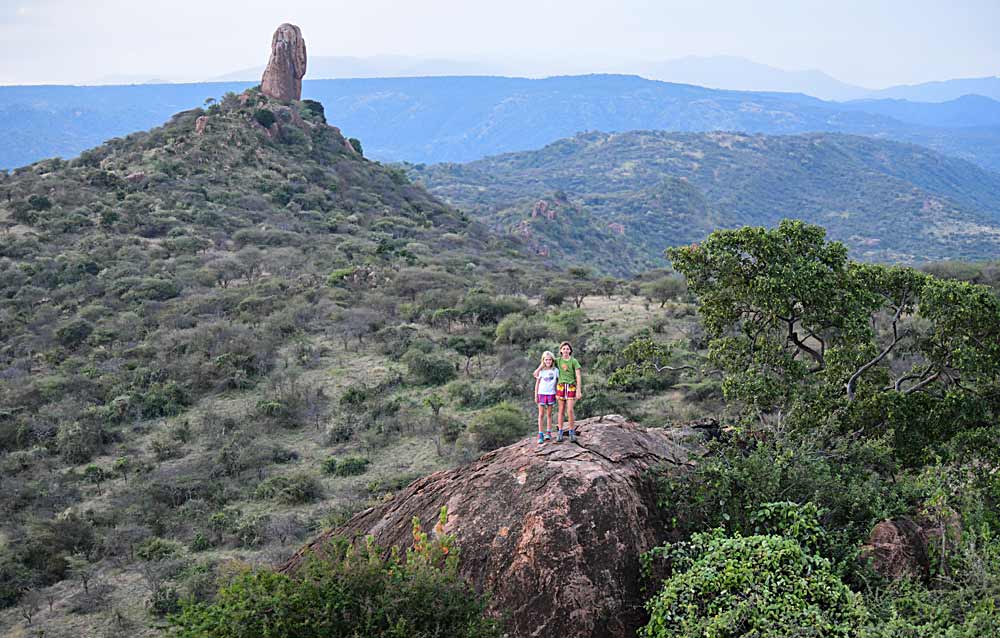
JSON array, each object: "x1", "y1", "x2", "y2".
[{"x1": 260, "y1": 23, "x2": 307, "y2": 101}]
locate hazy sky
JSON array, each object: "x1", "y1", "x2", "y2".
[{"x1": 1, "y1": 0, "x2": 998, "y2": 86}]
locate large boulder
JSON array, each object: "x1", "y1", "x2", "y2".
[
  {"x1": 260, "y1": 23, "x2": 307, "y2": 101},
  {"x1": 282, "y1": 415, "x2": 704, "y2": 638},
  {"x1": 862, "y1": 510, "x2": 962, "y2": 581}
]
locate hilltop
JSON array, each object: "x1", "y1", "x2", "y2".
[{"x1": 411, "y1": 130, "x2": 1000, "y2": 273}]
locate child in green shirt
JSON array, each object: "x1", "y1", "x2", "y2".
[{"x1": 554, "y1": 341, "x2": 582, "y2": 442}]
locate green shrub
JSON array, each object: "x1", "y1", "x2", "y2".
[
  {"x1": 323, "y1": 455, "x2": 370, "y2": 477},
  {"x1": 254, "y1": 473, "x2": 323, "y2": 504},
  {"x1": 56, "y1": 319, "x2": 94, "y2": 348},
  {"x1": 641, "y1": 527, "x2": 867, "y2": 638},
  {"x1": 494, "y1": 312, "x2": 549, "y2": 346},
  {"x1": 253, "y1": 108, "x2": 276, "y2": 128},
  {"x1": 446, "y1": 379, "x2": 520, "y2": 409},
  {"x1": 170, "y1": 512, "x2": 502, "y2": 638},
  {"x1": 654, "y1": 432, "x2": 904, "y2": 581},
  {"x1": 468, "y1": 402, "x2": 527, "y2": 451},
  {"x1": 136, "y1": 537, "x2": 182, "y2": 561},
  {"x1": 403, "y1": 348, "x2": 457, "y2": 386},
  {"x1": 348, "y1": 137, "x2": 363, "y2": 156}
]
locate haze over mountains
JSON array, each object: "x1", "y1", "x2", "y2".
[
  {"x1": 4, "y1": 74, "x2": 1000, "y2": 171},
  {"x1": 113, "y1": 54, "x2": 1000, "y2": 103}
]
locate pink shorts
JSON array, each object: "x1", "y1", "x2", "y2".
[{"x1": 537, "y1": 394, "x2": 556, "y2": 406}]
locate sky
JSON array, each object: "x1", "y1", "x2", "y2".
[{"x1": 1, "y1": 0, "x2": 998, "y2": 87}]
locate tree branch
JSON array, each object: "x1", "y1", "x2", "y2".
[{"x1": 846, "y1": 303, "x2": 906, "y2": 401}]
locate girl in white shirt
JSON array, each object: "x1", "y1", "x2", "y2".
[{"x1": 534, "y1": 351, "x2": 559, "y2": 443}]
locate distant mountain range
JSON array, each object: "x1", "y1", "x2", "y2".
[
  {"x1": 211, "y1": 54, "x2": 1000, "y2": 104},
  {"x1": 3, "y1": 75, "x2": 1000, "y2": 171},
  {"x1": 411, "y1": 130, "x2": 1000, "y2": 273}
]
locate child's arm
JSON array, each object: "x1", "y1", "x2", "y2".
[
  {"x1": 575, "y1": 365, "x2": 583, "y2": 398},
  {"x1": 533, "y1": 364, "x2": 542, "y2": 379},
  {"x1": 534, "y1": 376, "x2": 540, "y2": 398}
]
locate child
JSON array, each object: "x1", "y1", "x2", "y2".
[
  {"x1": 555, "y1": 341, "x2": 582, "y2": 442},
  {"x1": 534, "y1": 351, "x2": 559, "y2": 443}
]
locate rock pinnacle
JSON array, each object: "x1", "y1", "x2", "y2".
[{"x1": 260, "y1": 23, "x2": 307, "y2": 101}]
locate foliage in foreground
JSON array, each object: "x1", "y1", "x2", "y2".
[
  {"x1": 644, "y1": 220, "x2": 1000, "y2": 638},
  {"x1": 642, "y1": 507, "x2": 867, "y2": 638},
  {"x1": 170, "y1": 509, "x2": 501, "y2": 638}
]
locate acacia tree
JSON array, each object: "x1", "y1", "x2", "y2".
[{"x1": 669, "y1": 220, "x2": 1000, "y2": 458}]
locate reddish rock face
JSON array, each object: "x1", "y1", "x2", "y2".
[
  {"x1": 261, "y1": 23, "x2": 307, "y2": 101},
  {"x1": 863, "y1": 510, "x2": 963, "y2": 581},
  {"x1": 194, "y1": 115, "x2": 208, "y2": 136},
  {"x1": 282, "y1": 415, "x2": 704, "y2": 638},
  {"x1": 532, "y1": 200, "x2": 558, "y2": 220},
  {"x1": 863, "y1": 517, "x2": 929, "y2": 580}
]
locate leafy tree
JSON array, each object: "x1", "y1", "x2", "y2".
[
  {"x1": 447, "y1": 336, "x2": 491, "y2": 374},
  {"x1": 607, "y1": 336, "x2": 696, "y2": 390},
  {"x1": 640, "y1": 275, "x2": 687, "y2": 307},
  {"x1": 669, "y1": 220, "x2": 1000, "y2": 458}
]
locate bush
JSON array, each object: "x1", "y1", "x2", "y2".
[
  {"x1": 494, "y1": 312, "x2": 549, "y2": 346},
  {"x1": 654, "y1": 432, "x2": 904, "y2": 585},
  {"x1": 541, "y1": 286, "x2": 568, "y2": 307},
  {"x1": 253, "y1": 108, "x2": 276, "y2": 128},
  {"x1": 447, "y1": 379, "x2": 520, "y2": 409},
  {"x1": 403, "y1": 348, "x2": 457, "y2": 386},
  {"x1": 641, "y1": 527, "x2": 867, "y2": 638},
  {"x1": 468, "y1": 402, "x2": 527, "y2": 451},
  {"x1": 170, "y1": 512, "x2": 502, "y2": 638},
  {"x1": 254, "y1": 473, "x2": 323, "y2": 504},
  {"x1": 322, "y1": 455, "x2": 370, "y2": 477},
  {"x1": 135, "y1": 537, "x2": 182, "y2": 562}
]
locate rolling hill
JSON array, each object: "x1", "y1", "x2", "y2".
[
  {"x1": 411, "y1": 130, "x2": 1000, "y2": 274},
  {"x1": 3, "y1": 75, "x2": 1000, "y2": 172}
]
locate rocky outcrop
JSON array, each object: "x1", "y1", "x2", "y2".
[
  {"x1": 261, "y1": 23, "x2": 307, "y2": 101},
  {"x1": 532, "y1": 199, "x2": 557, "y2": 220},
  {"x1": 194, "y1": 115, "x2": 209, "y2": 136},
  {"x1": 282, "y1": 415, "x2": 705, "y2": 638},
  {"x1": 862, "y1": 511, "x2": 962, "y2": 581}
]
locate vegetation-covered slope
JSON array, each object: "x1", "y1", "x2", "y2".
[
  {"x1": 0, "y1": 88, "x2": 579, "y2": 635},
  {"x1": 412, "y1": 130, "x2": 1000, "y2": 273}
]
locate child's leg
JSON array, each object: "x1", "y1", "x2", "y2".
[
  {"x1": 566, "y1": 397, "x2": 576, "y2": 441},
  {"x1": 537, "y1": 404, "x2": 544, "y2": 433},
  {"x1": 545, "y1": 405, "x2": 553, "y2": 431},
  {"x1": 557, "y1": 399, "x2": 565, "y2": 431}
]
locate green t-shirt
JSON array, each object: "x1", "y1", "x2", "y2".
[{"x1": 557, "y1": 357, "x2": 582, "y2": 384}]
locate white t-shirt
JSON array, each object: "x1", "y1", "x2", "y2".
[{"x1": 537, "y1": 368, "x2": 559, "y2": 395}]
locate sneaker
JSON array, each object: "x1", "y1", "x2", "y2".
[
  {"x1": 556, "y1": 429, "x2": 564, "y2": 443},
  {"x1": 544, "y1": 431, "x2": 552, "y2": 441},
  {"x1": 568, "y1": 430, "x2": 577, "y2": 443},
  {"x1": 537, "y1": 433, "x2": 545, "y2": 444}
]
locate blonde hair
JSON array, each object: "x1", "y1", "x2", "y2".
[{"x1": 540, "y1": 351, "x2": 556, "y2": 368}]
